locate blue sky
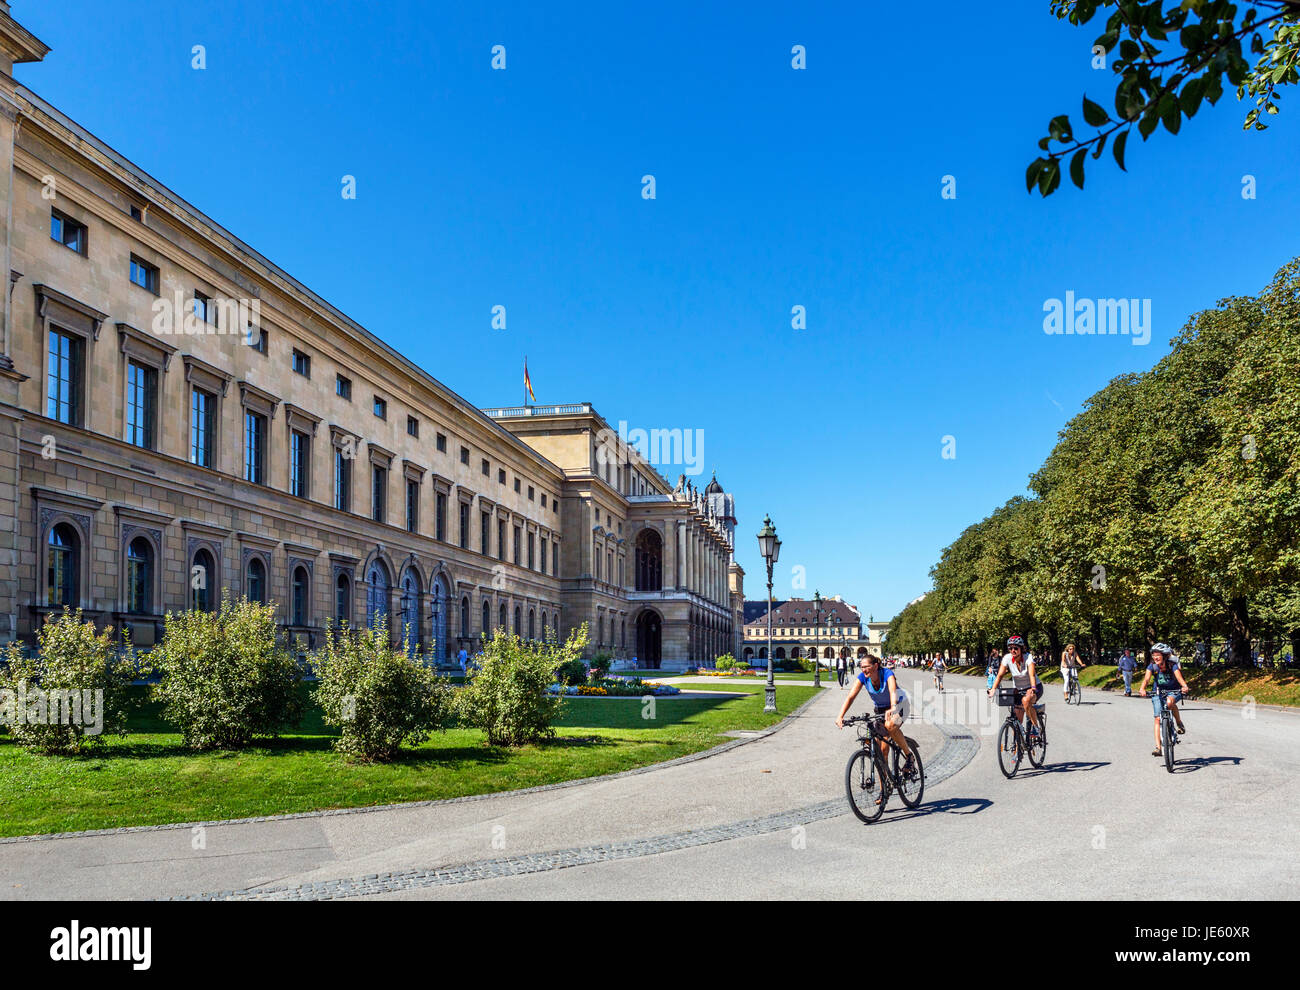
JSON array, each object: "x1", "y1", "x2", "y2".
[{"x1": 18, "y1": 0, "x2": 1300, "y2": 621}]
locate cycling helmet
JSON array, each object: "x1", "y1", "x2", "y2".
[
  {"x1": 1152, "y1": 642, "x2": 1174, "y2": 658},
  {"x1": 1007, "y1": 635, "x2": 1025, "y2": 648}
]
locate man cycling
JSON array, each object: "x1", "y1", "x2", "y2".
[
  {"x1": 1059, "y1": 642, "x2": 1086, "y2": 701},
  {"x1": 987, "y1": 635, "x2": 1044, "y2": 732},
  {"x1": 1139, "y1": 643, "x2": 1190, "y2": 758},
  {"x1": 836, "y1": 653, "x2": 916, "y2": 786},
  {"x1": 932, "y1": 654, "x2": 947, "y2": 692}
]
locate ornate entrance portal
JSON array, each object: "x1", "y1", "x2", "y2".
[{"x1": 635, "y1": 610, "x2": 662, "y2": 669}]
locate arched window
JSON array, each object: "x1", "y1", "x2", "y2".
[
  {"x1": 336, "y1": 572, "x2": 351, "y2": 625},
  {"x1": 482, "y1": 599, "x2": 491, "y2": 639},
  {"x1": 621, "y1": 618, "x2": 626, "y2": 649},
  {"x1": 499, "y1": 601, "x2": 507, "y2": 631},
  {"x1": 541, "y1": 611, "x2": 548, "y2": 639},
  {"x1": 514, "y1": 606, "x2": 521, "y2": 637},
  {"x1": 292, "y1": 566, "x2": 309, "y2": 626},
  {"x1": 366, "y1": 561, "x2": 390, "y2": 630},
  {"x1": 247, "y1": 557, "x2": 267, "y2": 604},
  {"x1": 528, "y1": 608, "x2": 535, "y2": 640},
  {"x1": 461, "y1": 596, "x2": 470, "y2": 639},
  {"x1": 191, "y1": 548, "x2": 215, "y2": 613},
  {"x1": 400, "y1": 568, "x2": 421, "y2": 655},
  {"x1": 47, "y1": 523, "x2": 79, "y2": 607},
  {"x1": 635, "y1": 530, "x2": 662, "y2": 591},
  {"x1": 125, "y1": 536, "x2": 153, "y2": 614}
]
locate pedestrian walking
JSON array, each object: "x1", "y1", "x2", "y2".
[{"x1": 1117, "y1": 648, "x2": 1136, "y2": 696}]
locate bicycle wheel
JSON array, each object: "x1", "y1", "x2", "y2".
[
  {"x1": 1162, "y1": 715, "x2": 1175, "y2": 773},
  {"x1": 1026, "y1": 712, "x2": 1047, "y2": 768},
  {"x1": 893, "y1": 739, "x2": 925, "y2": 809},
  {"x1": 997, "y1": 719, "x2": 1023, "y2": 778},
  {"x1": 1068, "y1": 679, "x2": 1081, "y2": 706},
  {"x1": 845, "y1": 747, "x2": 887, "y2": 822}
]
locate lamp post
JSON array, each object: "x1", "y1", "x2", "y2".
[
  {"x1": 812, "y1": 589, "x2": 823, "y2": 688},
  {"x1": 757, "y1": 514, "x2": 780, "y2": 714}
]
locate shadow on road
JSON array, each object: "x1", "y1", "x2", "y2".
[
  {"x1": 1171, "y1": 755, "x2": 1244, "y2": 773},
  {"x1": 1023, "y1": 760, "x2": 1110, "y2": 775},
  {"x1": 871, "y1": 796, "x2": 994, "y2": 824}
]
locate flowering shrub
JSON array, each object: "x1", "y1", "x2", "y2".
[{"x1": 546, "y1": 678, "x2": 681, "y2": 697}]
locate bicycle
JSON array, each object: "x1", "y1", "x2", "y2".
[
  {"x1": 842, "y1": 713, "x2": 925, "y2": 823},
  {"x1": 1063, "y1": 666, "x2": 1082, "y2": 706},
  {"x1": 994, "y1": 687, "x2": 1047, "y2": 778},
  {"x1": 1148, "y1": 687, "x2": 1183, "y2": 773}
]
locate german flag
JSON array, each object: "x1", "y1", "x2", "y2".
[{"x1": 524, "y1": 358, "x2": 536, "y2": 403}]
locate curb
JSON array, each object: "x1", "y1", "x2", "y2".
[{"x1": 0, "y1": 684, "x2": 830, "y2": 846}]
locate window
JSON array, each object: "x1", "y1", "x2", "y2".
[
  {"x1": 406, "y1": 479, "x2": 419, "y2": 533},
  {"x1": 459, "y1": 502, "x2": 469, "y2": 549},
  {"x1": 45, "y1": 329, "x2": 83, "y2": 426},
  {"x1": 513, "y1": 478, "x2": 521, "y2": 493},
  {"x1": 460, "y1": 446, "x2": 469, "y2": 466},
  {"x1": 481, "y1": 511, "x2": 490, "y2": 555},
  {"x1": 481, "y1": 458, "x2": 489, "y2": 476},
  {"x1": 482, "y1": 599, "x2": 491, "y2": 637},
  {"x1": 129, "y1": 255, "x2": 159, "y2": 294},
  {"x1": 436, "y1": 492, "x2": 447, "y2": 541},
  {"x1": 190, "y1": 388, "x2": 215, "y2": 467},
  {"x1": 125, "y1": 360, "x2": 157, "y2": 449},
  {"x1": 541, "y1": 494, "x2": 547, "y2": 508},
  {"x1": 336, "y1": 374, "x2": 351, "y2": 400},
  {"x1": 436, "y1": 433, "x2": 446, "y2": 453},
  {"x1": 336, "y1": 573, "x2": 351, "y2": 624},
  {"x1": 528, "y1": 609, "x2": 535, "y2": 640},
  {"x1": 193, "y1": 291, "x2": 213, "y2": 326},
  {"x1": 334, "y1": 446, "x2": 352, "y2": 512},
  {"x1": 292, "y1": 567, "x2": 309, "y2": 626},
  {"x1": 129, "y1": 205, "x2": 143, "y2": 221},
  {"x1": 243, "y1": 411, "x2": 266, "y2": 485},
  {"x1": 373, "y1": 396, "x2": 387, "y2": 419},
  {"x1": 528, "y1": 532, "x2": 535, "y2": 570},
  {"x1": 528, "y1": 486, "x2": 534, "y2": 501},
  {"x1": 190, "y1": 548, "x2": 216, "y2": 612},
  {"x1": 245, "y1": 324, "x2": 268, "y2": 354},
  {"x1": 51, "y1": 208, "x2": 87, "y2": 255},
  {"x1": 292, "y1": 349, "x2": 311, "y2": 377},
  {"x1": 514, "y1": 606, "x2": 521, "y2": 637},
  {"x1": 247, "y1": 557, "x2": 267, "y2": 604},
  {"x1": 48, "y1": 524, "x2": 79, "y2": 607},
  {"x1": 125, "y1": 537, "x2": 153, "y2": 614},
  {"x1": 541, "y1": 537, "x2": 548, "y2": 575},
  {"x1": 553, "y1": 543, "x2": 559, "y2": 575},
  {"x1": 372, "y1": 465, "x2": 387, "y2": 522},
  {"x1": 406, "y1": 415, "x2": 419, "y2": 438},
  {"x1": 290, "y1": 430, "x2": 310, "y2": 498},
  {"x1": 498, "y1": 519, "x2": 506, "y2": 561},
  {"x1": 513, "y1": 526, "x2": 521, "y2": 566},
  {"x1": 498, "y1": 469, "x2": 506, "y2": 484}
]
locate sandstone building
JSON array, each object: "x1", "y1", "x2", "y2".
[
  {"x1": 0, "y1": 4, "x2": 741, "y2": 668},
  {"x1": 743, "y1": 596, "x2": 888, "y2": 664}
]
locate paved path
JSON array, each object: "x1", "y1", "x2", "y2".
[{"x1": 3, "y1": 670, "x2": 1295, "y2": 899}]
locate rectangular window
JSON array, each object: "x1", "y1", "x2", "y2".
[
  {"x1": 51, "y1": 209, "x2": 87, "y2": 255},
  {"x1": 498, "y1": 519, "x2": 506, "y2": 561},
  {"x1": 371, "y1": 465, "x2": 387, "y2": 522},
  {"x1": 527, "y1": 486, "x2": 534, "y2": 501},
  {"x1": 407, "y1": 479, "x2": 419, "y2": 533},
  {"x1": 528, "y1": 533, "x2": 535, "y2": 570},
  {"x1": 436, "y1": 492, "x2": 447, "y2": 541},
  {"x1": 541, "y1": 493, "x2": 547, "y2": 508},
  {"x1": 292, "y1": 349, "x2": 311, "y2": 377},
  {"x1": 336, "y1": 374, "x2": 351, "y2": 400},
  {"x1": 553, "y1": 543, "x2": 559, "y2": 575},
  {"x1": 193, "y1": 291, "x2": 213, "y2": 326},
  {"x1": 498, "y1": 468, "x2": 506, "y2": 484},
  {"x1": 513, "y1": 526, "x2": 521, "y2": 566},
  {"x1": 373, "y1": 396, "x2": 387, "y2": 419},
  {"x1": 190, "y1": 388, "x2": 214, "y2": 467},
  {"x1": 407, "y1": 415, "x2": 419, "y2": 438},
  {"x1": 290, "y1": 430, "x2": 310, "y2": 498},
  {"x1": 129, "y1": 255, "x2": 159, "y2": 294},
  {"x1": 541, "y1": 538, "x2": 548, "y2": 575},
  {"x1": 481, "y1": 458, "x2": 489, "y2": 476},
  {"x1": 481, "y1": 511, "x2": 490, "y2": 555},
  {"x1": 436, "y1": 433, "x2": 446, "y2": 453},
  {"x1": 246, "y1": 324, "x2": 268, "y2": 354},
  {"x1": 244, "y1": 411, "x2": 266, "y2": 485},
  {"x1": 460, "y1": 446, "x2": 469, "y2": 466},
  {"x1": 334, "y1": 447, "x2": 352, "y2": 512},
  {"x1": 459, "y1": 502, "x2": 469, "y2": 549},
  {"x1": 125, "y1": 360, "x2": 157, "y2": 449},
  {"x1": 513, "y1": 478, "x2": 521, "y2": 493},
  {"x1": 45, "y1": 329, "x2": 83, "y2": 426}
]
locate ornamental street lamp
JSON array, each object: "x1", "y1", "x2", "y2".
[
  {"x1": 757, "y1": 514, "x2": 780, "y2": 714},
  {"x1": 812, "y1": 589, "x2": 823, "y2": 688}
]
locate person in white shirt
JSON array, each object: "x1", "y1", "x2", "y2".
[{"x1": 987, "y1": 635, "x2": 1044, "y2": 731}]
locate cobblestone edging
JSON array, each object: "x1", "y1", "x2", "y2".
[
  {"x1": 0, "y1": 689, "x2": 826, "y2": 846},
  {"x1": 180, "y1": 720, "x2": 981, "y2": 901}
]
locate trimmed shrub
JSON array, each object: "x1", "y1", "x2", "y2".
[
  {"x1": 589, "y1": 651, "x2": 613, "y2": 680},
  {"x1": 0, "y1": 608, "x2": 133, "y2": 753},
  {"x1": 556, "y1": 658, "x2": 589, "y2": 686},
  {"x1": 715, "y1": 653, "x2": 736, "y2": 672},
  {"x1": 312, "y1": 619, "x2": 453, "y2": 762},
  {"x1": 150, "y1": 595, "x2": 304, "y2": 750},
  {"x1": 458, "y1": 624, "x2": 588, "y2": 746}
]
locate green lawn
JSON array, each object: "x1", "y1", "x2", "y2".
[{"x1": 0, "y1": 682, "x2": 817, "y2": 839}]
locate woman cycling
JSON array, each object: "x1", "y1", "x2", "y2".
[
  {"x1": 1139, "y1": 643, "x2": 1190, "y2": 757},
  {"x1": 987, "y1": 635, "x2": 1044, "y2": 732},
  {"x1": 1059, "y1": 642, "x2": 1086, "y2": 701},
  {"x1": 836, "y1": 653, "x2": 917, "y2": 782}
]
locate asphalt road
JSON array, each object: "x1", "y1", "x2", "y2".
[{"x1": 2, "y1": 669, "x2": 1296, "y2": 899}]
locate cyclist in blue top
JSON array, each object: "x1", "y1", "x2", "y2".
[
  {"x1": 836, "y1": 653, "x2": 916, "y2": 776},
  {"x1": 1139, "y1": 643, "x2": 1190, "y2": 757}
]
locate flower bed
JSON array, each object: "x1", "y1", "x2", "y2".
[
  {"x1": 547, "y1": 678, "x2": 681, "y2": 697},
  {"x1": 693, "y1": 668, "x2": 761, "y2": 677}
]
